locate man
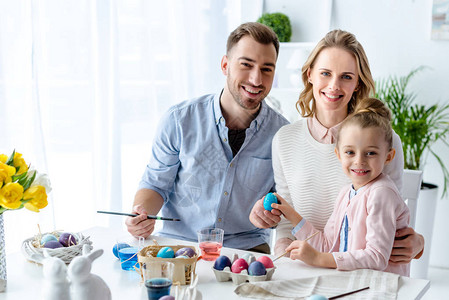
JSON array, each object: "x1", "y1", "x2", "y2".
[{"x1": 125, "y1": 22, "x2": 289, "y2": 253}]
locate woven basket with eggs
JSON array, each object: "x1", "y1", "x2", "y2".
[
  {"x1": 21, "y1": 231, "x2": 93, "y2": 264},
  {"x1": 138, "y1": 244, "x2": 198, "y2": 285}
]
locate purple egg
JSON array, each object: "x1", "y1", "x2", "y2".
[
  {"x1": 231, "y1": 258, "x2": 249, "y2": 274},
  {"x1": 59, "y1": 232, "x2": 77, "y2": 247},
  {"x1": 175, "y1": 247, "x2": 196, "y2": 258},
  {"x1": 159, "y1": 296, "x2": 175, "y2": 300},
  {"x1": 213, "y1": 255, "x2": 232, "y2": 271},
  {"x1": 248, "y1": 261, "x2": 267, "y2": 276},
  {"x1": 44, "y1": 240, "x2": 64, "y2": 249}
]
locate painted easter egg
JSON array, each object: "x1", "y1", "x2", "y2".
[
  {"x1": 44, "y1": 240, "x2": 64, "y2": 249},
  {"x1": 59, "y1": 232, "x2": 77, "y2": 247},
  {"x1": 159, "y1": 296, "x2": 175, "y2": 300},
  {"x1": 263, "y1": 193, "x2": 278, "y2": 211},
  {"x1": 176, "y1": 255, "x2": 189, "y2": 259},
  {"x1": 40, "y1": 234, "x2": 58, "y2": 246},
  {"x1": 213, "y1": 255, "x2": 232, "y2": 271},
  {"x1": 248, "y1": 261, "x2": 267, "y2": 276},
  {"x1": 231, "y1": 258, "x2": 249, "y2": 274},
  {"x1": 256, "y1": 255, "x2": 274, "y2": 268},
  {"x1": 112, "y1": 243, "x2": 131, "y2": 258},
  {"x1": 157, "y1": 246, "x2": 175, "y2": 258},
  {"x1": 175, "y1": 247, "x2": 196, "y2": 258},
  {"x1": 307, "y1": 295, "x2": 328, "y2": 300}
]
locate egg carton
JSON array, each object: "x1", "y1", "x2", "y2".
[{"x1": 212, "y1": 253, "x2": 276, "y2": 285}]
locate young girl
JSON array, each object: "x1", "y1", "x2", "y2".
[{"x1": 273, "y1": 97, "x2": 410, "y2": 276}]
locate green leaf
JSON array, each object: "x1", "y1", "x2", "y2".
[
  {"x1": 5, "y1": 149, "x2": 15, "y2": 166},
  {"x1": 22, "y1": 171, "x2": 37, "y2": 191}
]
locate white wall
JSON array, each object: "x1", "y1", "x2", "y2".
[{"x1": 263, "y1": 0, "x2": 449, "y2": 268}]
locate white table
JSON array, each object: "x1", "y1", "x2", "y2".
[{"x1": 0, "y1": 227, "x2": 430, "y2": 299}]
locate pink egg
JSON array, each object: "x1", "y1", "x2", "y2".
[
  {"x1": 231, "y1": 258, "x2": 249, "y2": 274},
  {"x1": 257, "y1": 255, "x2": 274, "y2": 268}
]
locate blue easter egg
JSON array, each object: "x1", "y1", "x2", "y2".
[
  {"x1": 40, "y1": 234, "x2": 58, "y2": 245},
  {"x1": 307, "y1": 295, "x2": 328, "y2": 300},
  {"x1": 213, "y1": 255, "x2": 232, "y2": 271},
  {"x1": 263, "y1": 193, "x2": 278, "y2": 211},
  {"x1": 157, "y1": 246, "x2": 175, "y2": 258},
  {"x1": 248, "y1": 261, "x2": 266, "y2": 276},
  {"x1": 112, "y1": 243, "x2": 131, "y2": 258}
]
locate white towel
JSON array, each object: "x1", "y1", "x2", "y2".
[{"x1": 234, "y1": 269, "x2": 399, "y2": 300}]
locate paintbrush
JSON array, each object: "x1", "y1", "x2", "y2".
[
  {"x1": 97, "y1": 210, "x2": 181, "y2": 221},
  {"x1": 272, "y1": 231, "x2": 320, "y2": 262}
]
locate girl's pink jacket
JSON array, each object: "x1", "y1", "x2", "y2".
[{"x1": 295, "y1": 173, "x2": 410, "y2": 276}]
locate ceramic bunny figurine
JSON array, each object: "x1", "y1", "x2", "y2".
[
  {"x1": 31, "y1": 250, "x2": 71, "y2": 300},
  {"x1": 67, "y1": 244, "x2": 111, "y2": 300}
]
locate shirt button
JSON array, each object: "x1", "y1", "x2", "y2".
[
  {"x1": 224, "y1": 192, "x2": 228, "y2": 196},
  {"x1": 337, "y1": 256, "x2": 343, "y2": 260},
  {"x1": 348, "y1": 227, "x2": 351, "y2": 231},
  {"x1": 218, "y1": 218, "x2": 222, "y2": 222},
  {"x1": 230, "y1": 163, "x2": 233, "y2": 167},
  {"x1": 223, "y1": 138, "x2": 227, "y2": 142}
]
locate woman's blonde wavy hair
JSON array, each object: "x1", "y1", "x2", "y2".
[{"x1": 296, "y1": 29, "x2": 375, "y2": 117}]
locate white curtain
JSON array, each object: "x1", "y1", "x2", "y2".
[{"x1": 0, "y1": 0, "x2": 246, "y2": 253}]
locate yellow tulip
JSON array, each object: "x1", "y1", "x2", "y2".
[
  {"x1": 0, "y1": 154, "x2": 7, "y2": 163},
  {"x1": 13, "y1": 152, "x2": 28, "y2": 175},
  {"x1": 0, "y1": 182, "x2": 24, "y2": 210},
  {"x1": 0, "y1": 162, "x2": 16, "y2": 188},
  {"x1": 23, "y1": 185, "x2": 48, "y2": 212}
]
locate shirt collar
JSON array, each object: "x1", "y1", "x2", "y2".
[
  {"x1": 307, "y1": 115, "x2": 344, "y2": 144},
  {"x1": 213, "y1": 90, "x2": 267, "y2": 132}
]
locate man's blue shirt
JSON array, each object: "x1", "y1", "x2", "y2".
[{"x1": 139, "y1": 92, "x2": 289, "y2": 249}]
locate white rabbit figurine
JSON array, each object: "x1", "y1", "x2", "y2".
[
  {"x1": 31, "y1": 250, "x2": 71, "y2": 300},
  {"x1": 67, "y1": 244, "x2": 111, "y2": 300}
]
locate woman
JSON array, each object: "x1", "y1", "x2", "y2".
[{"x1": 249, "y1": 29, "x2": 424, "y2": 264}]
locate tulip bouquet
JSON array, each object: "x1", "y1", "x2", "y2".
[{"x1": 0, "y1": 150, "x2": 51, "y2": 214}]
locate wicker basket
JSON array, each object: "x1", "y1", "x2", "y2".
[
  {"x1": 138, "y1": 244, "x2": 197, "y2": 285},
  {"x1": 21, "y1": 231, "x2": 93, "y2": 264}
]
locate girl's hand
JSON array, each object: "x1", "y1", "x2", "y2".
[
  {"x1": 286, "y1": 240, "x2": 320, "y2": 266},
  {"x1": 286, "y1": 240, "x2": 337, "y2": 268},
  {"x1": 271, "y1": 193, "x2": 302, "y2": 226}
]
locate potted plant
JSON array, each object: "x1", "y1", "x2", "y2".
[
  {"x1": 376, "y1": 67, "x2": 449, "y2": 196},
  {"x1": 375, "y1": 67, "x2": 449, "y2": 278},
  {"x1": 257, "y1": 12, "x2": 292, "y2": 42}
]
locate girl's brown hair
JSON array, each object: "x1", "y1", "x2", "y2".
[{"x1": 337, "y1": 97, "x2": 393, "y2": 149}]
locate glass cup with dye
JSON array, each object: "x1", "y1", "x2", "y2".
[
  {"x1": 142, "y1": 261, "x2": 174, "y2": 300},
  {"x1": 197, "y1": 228, "x2": 224, "y2": 261},
  {"x1": 117, "y1": 236, "x2": 144, "y2": 271}
]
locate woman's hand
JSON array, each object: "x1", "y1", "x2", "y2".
[
  {"x1": 390, "y1": 227, "x2": 425, "y2": 264},
  {"x1": 249, "y1": 198, "x2": 282, "y2": 228}
]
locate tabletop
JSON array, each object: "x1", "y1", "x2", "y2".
[{"x1": 0, "y1": 226, "x2": 430, "y2": 299}]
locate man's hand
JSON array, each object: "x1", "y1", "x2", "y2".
[
  {"x1": 249, "y1": 198, "x2": 282, "y2": 228},
  {"x1": 390, "y1": 227, "x2": 425, "y2": 265},
  {"x1": 125, "y1": 205, "x2": 156, "y2": 238}
]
